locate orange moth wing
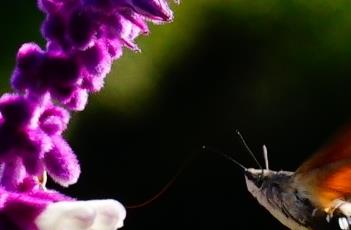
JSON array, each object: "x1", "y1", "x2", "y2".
[
  {"x1": 294, "y1": 127, "x2": 351, "y2": 209},
  {"x1": 296, "y1": 127, "x2": 351, "y2": 174}
]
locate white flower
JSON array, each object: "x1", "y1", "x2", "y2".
[{"x1": 36, "y1": 199, "x2": 126, "y2": 230}]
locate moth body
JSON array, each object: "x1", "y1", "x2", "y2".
[
  {"x1": 246, "y1": 168, "x2": 315, "y2": 229},
  {"x1": 245, "y1": 168, "x2": 351, "y2": 230},
  {"x1": 223, "y1": 129, "x2": 351, "y2": 229}
]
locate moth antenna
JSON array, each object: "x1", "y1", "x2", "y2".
[
  {"x1": 202, "y1": 145, "x2": 247, "y2": 171},
  {"x1": 235, "y1": 130, "x2": 263, "y2": 169},
  {"x1": 263, "y1": 145, "x2": 269, "y2": 170}
]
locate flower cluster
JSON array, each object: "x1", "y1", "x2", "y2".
[{"x1": 0, "y1": 0, "x2": 176, "y2": 229}]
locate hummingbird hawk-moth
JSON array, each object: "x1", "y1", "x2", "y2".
[{"x1": 235, "y1": 129, "x2": 351, "y2": 230}]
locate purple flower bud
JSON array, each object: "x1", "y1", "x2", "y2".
[
  {"x1": 128, "y1": 0, "x2": 173, "y2": 22},
  {"x1": 121, "y1": 11, "x2": 149, "y2": 35},
  {"x1": 82, "y1": 0, "x2": 173, "y2": 22},
  {"x1": 63, "y1": 88, "x2": 88, "y2": 111},
  {"x1": 77, "y1": 42, "x2": 111, "y2": 92},
  {"x1": 0, "y1": 95, "x2": 55, "y2": 185},
  {"x1": 114, "y1": 13, "x2": 143, "y2": 51},
  {"x1": 39, "y1": 105, "x2": 70, "y2": 136},
  {"x1": 44, "y1": 136, "x2": 80, "y2": 187},
  {"x1": 41, "y1": 14, "x2": 66, "y2": 48},
  {"x1": 11, "y1": 43, "x2": 45, "y2": 93},
  {"x1": 0, "y1": 94, "x2": 34, "y2": 128},
  {"x1": 22, "y1": 129, "x2": 52, "y2": 175},
  {"x1": 0, "y1": 126, "x2": 51, "y2": 182}
]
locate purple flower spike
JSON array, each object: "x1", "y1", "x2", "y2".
[
  {"x1": 1, "y1": 0, "x2": 176, "y2": 228},
  {"x1": 17, "y1": 0, "x2": 176, "y2": 111},
  {"x1": 0, "y1": 93, "x2": 81, "y2": 189},
  {"x1": 0, "y1": 95, "x2": 52, "y2": 172},
  {"x1": 44, "y1": 136, "x2": 80, "y2": 187}
]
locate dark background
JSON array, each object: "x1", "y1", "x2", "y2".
[{"x1": 3, "y1": 0, "x2": 351, "y2": 229}]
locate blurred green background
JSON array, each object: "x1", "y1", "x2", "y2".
[{"x1": 3, "y1": 0, "x2": 351, "y2": 229}]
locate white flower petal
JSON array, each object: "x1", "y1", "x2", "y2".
[
  {"x1": 85, "y1": 199, "x2": 126, "y2": 230},
  {"x1": 35, "y1": 199, "x2": 126, "y2": 230}
]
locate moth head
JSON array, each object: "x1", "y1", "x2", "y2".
[{"x1": 244, "y1": 168, "x2": 273, "y2": 196}]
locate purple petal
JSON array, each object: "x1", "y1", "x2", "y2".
[
  {"x1": 64, "y1": 88, "x2": 88, "y2": 111},
  {"x1": 0, "y1": 186, "x2": 70, "y2": 230},
  {"x1": 129, "y1": 0, "x2": 173, "y2": 22},
  {"x1": 37, "y1": 0, "x2": 62, "y2": 14},
  {"x1": 17, "y1": 129, "x2": 52, "y2": 176},
  {"x1": 0, "y1": 159, "x2": 26, "y2": 191},
  {"x1": 106, "y1": 38, "x2": 124, "y2": 60},
  {"x1": 26, "y1": 129, "x2": 53, "y2": 157},
  {"x1": 38, "y1": 0, "x2": 80, "y2": 14},
  {"x1": 44, "y1": 136, "x2": 80, "y2": 187},
  {"x1": 41, "y1": 14, "x2": 66, "y2": 47},
  {"x1": 113, "y1": 13, "x2": 143, "y2": 51},
  {"x1": 2, "y1": 198, "x2": 45, "y2": 230},
  {"x1": 39, "y1": 105, "x2": 70, "y2": 136},
  {"x1": 77, "y1": 43, "x2": 111, "y2": 92},
  {"x1": 0, "y1": 94, "x2": 34, "y2": 128},
  {"x1": 11, "y1": 43, "x2": 45, "y2": 92}
]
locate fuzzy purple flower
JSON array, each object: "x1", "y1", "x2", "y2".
[
  {"x1": 0, "y1": 94, "x2": 80, "y2": 190},
  {"x1": 2, "y1": 0, "x2": 176, "y2": 229},
  {"x1": 12, "y1": 0, "x2": 176, "y2": 110}
]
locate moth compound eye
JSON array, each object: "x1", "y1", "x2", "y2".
[{"x1": 245, "y1": 170, "x2": 264, "y2": 188}]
